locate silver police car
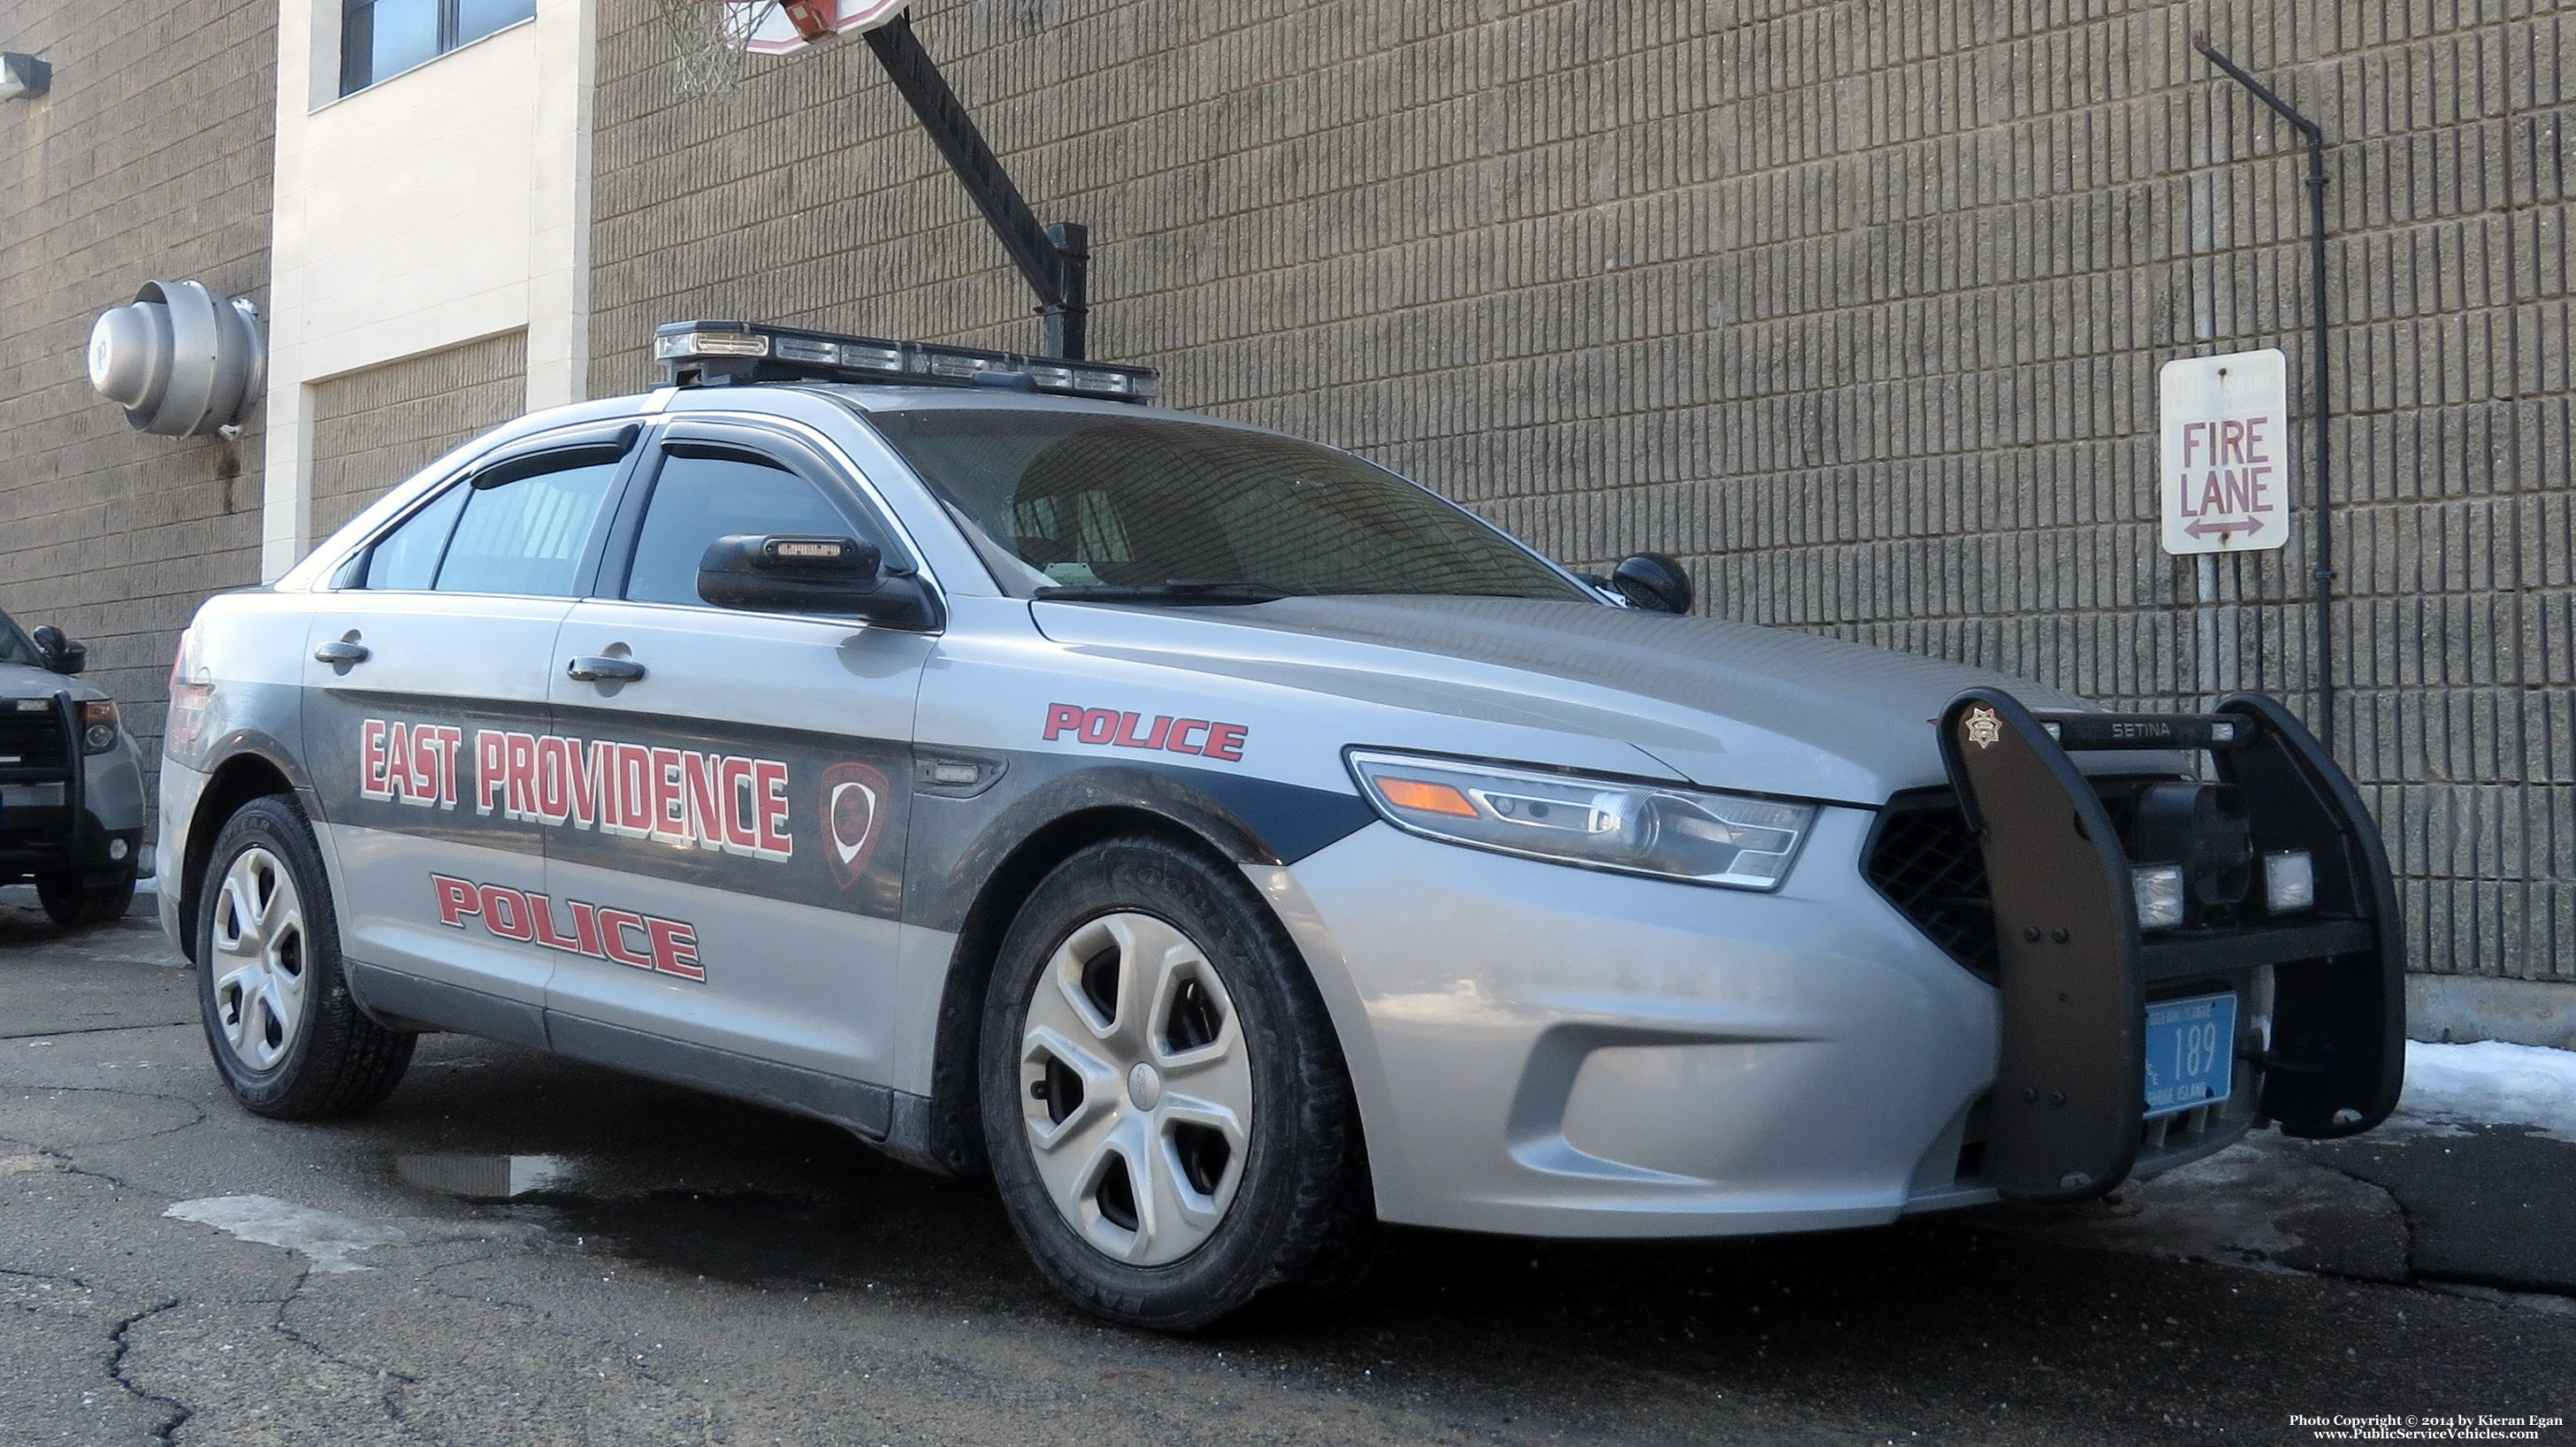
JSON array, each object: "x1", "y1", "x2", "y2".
[{"x1": 159, "y1": 322, "x2": 2404, "y2": 1328}]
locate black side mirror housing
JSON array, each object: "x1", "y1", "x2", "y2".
[
  {"x1": 29, "y1": 624, "x2": 87, "y2": 675},
  {"x1": 1609, "y1": 553, "x2": 1693, "y2": 615},
  {"x1": 696, "y1": 534, "x2": 938, "y2": 632}
]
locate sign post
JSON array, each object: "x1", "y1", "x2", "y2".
[{"x1": 2159, "y1": 349, "x2": 2291, "y2": 555}]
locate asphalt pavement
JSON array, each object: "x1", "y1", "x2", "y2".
[{"x1": 4, "y1": 899, "x2": 2571, "y2": 1446}]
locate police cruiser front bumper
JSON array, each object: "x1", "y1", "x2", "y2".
[{"x1": 1260, "y1": 688, "x2": 2400, "y2": 1238}]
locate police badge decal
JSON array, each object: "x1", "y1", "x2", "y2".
[
  {"x1": 821, "y1": 761, "x2": 891, "y2": 889},
  {"x1": 1963, "y1": 705, "x2": 2003, "y2": 751}
]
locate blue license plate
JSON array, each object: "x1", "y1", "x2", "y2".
[{"x1": 2143, "y1": 991, "x2": 2236, "y2": 1118}]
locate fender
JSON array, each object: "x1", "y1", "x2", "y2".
[{"x1": 905, "y1": 757, "x2": 1375, "y2": 935}]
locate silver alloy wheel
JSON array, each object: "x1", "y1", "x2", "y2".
[
  {"x1": 208, "y1": 846, "x2": 309, "y2": 1073},
  {"x1": 1019, "y1": 911, "x2": 1254, "y2": 1267}
]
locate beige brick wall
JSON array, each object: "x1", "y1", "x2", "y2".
[
  {"x1": 0, "y1": 0, "x2": 273, "y2": 818},
  {"x1": 589, "y1": 1, "x2": 2572, "y2": 986},
  {"x1": 310, "y1": 331, "x2": 532, "y2": 540}
]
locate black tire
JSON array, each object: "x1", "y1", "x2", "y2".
[
  {"x1": 35, "y1": 868, "x2": 135, "y2": 928},
  {"x1": 980, "y1": 835, "x2": 1381, "y2": 1331},
  {"x1": 195, "y1": 795, "x2": 416, "y2": 1119}
]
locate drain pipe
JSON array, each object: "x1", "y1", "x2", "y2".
[{"x1": 2193, "y1": 32, "x2": 2336, "y2": 756}]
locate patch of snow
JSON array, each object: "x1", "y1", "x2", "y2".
[
  {"x1": 2394, "y1": 1040, "x2": 2576, "y2": 1145},
  {"x1": 164, "y1": 1195, "x2": 405, "y2": 1273}
]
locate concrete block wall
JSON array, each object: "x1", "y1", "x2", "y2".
[
  {"x1": 587, "y1": 1, "x2": 2572, "y2": 995},
  {"x1": 0, "y1": 0, "x2": 274, "y2": 819},
  {"x1": 309, "y1": 332, "x2": 532, "y2": 539}
]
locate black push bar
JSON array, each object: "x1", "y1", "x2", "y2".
[{"x1": 1938, "y1": 688, "x2": 2404, "y2": 1203}]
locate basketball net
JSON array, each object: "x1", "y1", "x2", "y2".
[{"x1": 652, "y1": 0, "x2": 772, "y2": 96}]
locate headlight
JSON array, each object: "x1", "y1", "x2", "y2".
[
  {"x1": 79, "y1": 700, "x2": 118, "y2": 754},
  {"x1": 1346, "y1": 750, "x2": 1815, "y2": 890}
]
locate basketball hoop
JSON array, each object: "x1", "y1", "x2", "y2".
[{"x1": 651, "y1": 0, "x2": 913, "y2": 95}]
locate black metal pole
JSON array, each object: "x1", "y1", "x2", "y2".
[
  {"x1": 2194, "y1": 32, "x2": 2335, "y2": 756},
  {"x1": 861, "y1": 15, "x2": 1089, "y2": 358}
]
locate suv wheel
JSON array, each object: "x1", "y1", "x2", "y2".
[
  {"x1": 35, "y1": 868, "x2": 135, "y2": 929},
  {"x1": 980, "y1": 836, "x2": 1380, "y2": 1331},
  {"x1": 195, "y1": 796, "x2": 416, "y2": 1118}
]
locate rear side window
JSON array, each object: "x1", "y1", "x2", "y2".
[
  {"x1": 362, "y1": 484, "x2": 469, "y2": 590},
  {"x1": 433, "y1": 461, "x2": 621, "y2": 597},
  {"x1": 621, "y1": 449, "x2": 862, "y2": 608}
]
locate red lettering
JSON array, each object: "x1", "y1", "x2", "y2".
[
  {"x1": 432, "y1": 874, "x2": 479, "y2": 927},
  {"x1": 2243, "y1": 416, "x2": 2271, "y2": 463},
  {"x1": 2219, "y1": 417, "x2": 2244, "y2": 463},
  {"x1": 1167, "y1": 719, "x2": 1208, "y2": 755},
  {"x1": 1113, "y1": 712, "x2": 1154, "y2": 747},
  {"x1": 534, "y1": 737, "x2": 571, "y2": 823},
  {"x1": 527, "y1": 892, "x2": 581, "y2": 953},
  {"x1": 479, "y1": 884, "x2": 533, "y2": 941},
  {"x1": 651, "y1": 746, "x2": 687, "y2": 842},
  {"x1": 2181, "y1": 421, "x2": 2205, "y2": 466},
  {"x1": 504, "y1": 732, "x2": 539, "y2": 820},
  {"x1": 1144, "y1": 716, "x2": 1173, "y2": 748},
  {"x1": 569, "y1": 900, "x2": 604, "y2": 959},
  {"x1": 1043, "y1": 703, "x2": 1083, "y2": 741},
  {"x1": 720, "y1": 757, "x2": 761, "y2": 851},
  {"x1": 754, "y1": 760, "x2": 791, "y2": 858},
  {"x1": 385, "y1": 723, "x2": 415, "y2": 802},
  {"x1": 683, "y1": 753, "x2": 722, "y2": 850},
  {"x1": 1076, "y1": 708, "x2": 1117, "y2": 745},
  {"x1": 435, "y1": 726, "x2": 464, "y2": 808},
  {"x1": 1202, "y1": 722, "x2": 1249, "y2": 762},
  {"x1": 597, "y1": 908, "x2": 654, "y2": 969},
  {"x1": 646, "y1": 917, "x2": 704, "y2": 981},
  {"x1": 615, "y1": 745, "x2": 655, "y2": 833},
  {"x1": 361, "y1": 719, "x2": 391, "y2": 801}
]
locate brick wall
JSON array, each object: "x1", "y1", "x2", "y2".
[
  {"x1": 0, "y1": 0, "x2": 273, "y2": 816},
  {"x1": 589, "y1": 2, "x2": 2571, "y2": 988},
  {"x1": 310, "y1": 332, "x2": 531, "y2": 538}
]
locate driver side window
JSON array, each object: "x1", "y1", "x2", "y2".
[{"x1": 621, "y1": 447, "x2": 865, "y2": 608}]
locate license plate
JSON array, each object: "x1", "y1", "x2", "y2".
[{"x1": 2143, "y1": 991, "x2": 2236, "y2": 1118}]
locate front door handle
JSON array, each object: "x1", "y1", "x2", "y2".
[
  {"x1": 566, "y1": 655, "x2": 646, "y2": 684},
  {"x1": 313, "y1": 639, "x2": 370, "y2": 665}
]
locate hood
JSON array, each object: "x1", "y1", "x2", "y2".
[
  {"x1": 0, "y1": 662, "x2": 93, "y2": 701},
  {"x1": 1031, "y1": 594, "x2": 2175, "y2": 805}
]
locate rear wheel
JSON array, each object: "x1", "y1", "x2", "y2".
[
  {"x1": 981, "y1": 836, "x2": 1380, "y2": 1331},
  {"x1": 195, "y1": 796, "x2": 415, "y2": 1119},
  {"x1": 35, "y1": 868, "x2": 134, "y2": 928}
]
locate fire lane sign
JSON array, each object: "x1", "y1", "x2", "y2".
[{"x1": 2159, "y1": 348, "x2": 2291, "y2": 555}]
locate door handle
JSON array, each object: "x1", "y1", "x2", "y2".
[
  {"x1": 313, "y1": 639, "x2": 371, "y2": 665},
  {"x1": 566, "y1": 655, "x2": 646, "y2": 684}
]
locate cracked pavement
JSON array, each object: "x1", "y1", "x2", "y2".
[{"x1": 4, "y1": 902, "x2": 2572, "y2": 1445}]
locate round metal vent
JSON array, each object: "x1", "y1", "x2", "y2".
[{"x1": 88, "y1": 280, "x2": 266, "y2": 437}]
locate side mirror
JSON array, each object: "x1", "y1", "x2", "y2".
[
  {"x1": 696, "y1": 534, "x2": 938, "y2": 632},
  {"x1": 1609, "y1": 553, "x2": 1693, "y2": 615},
  {"x1": 29, "y1": 624, "x2": 87, "y2": 675}
]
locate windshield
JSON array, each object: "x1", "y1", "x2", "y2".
[
  {"x1": 864, "y1": 410, "x2": 1590, "y2": 603},
  {"x1": 0, "y1": 609, "x2": 34, "y2": 667}
]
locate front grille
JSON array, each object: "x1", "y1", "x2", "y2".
[
  {"x1": 0, "y1": 700, "x2": 71, "y2": 781},
  {"x1": 1865, "y1": 792, "x2": 1998, "y2": 979}
]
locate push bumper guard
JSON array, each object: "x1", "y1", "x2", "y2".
[{"x1": 1938, "y1": 689, "x2": 2404, "y2": 1203}]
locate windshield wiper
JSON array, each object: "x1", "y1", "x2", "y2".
[{"x1": 1032, "y1": 579, "x2": 1292, "y2": 605}]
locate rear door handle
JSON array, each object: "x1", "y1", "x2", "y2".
[
  {"x1": 565, "y1": 655, "x2": 646, "y2": 684},
  {"x1": 313, "y1": 639, "x2": 370, "y2": 665}
]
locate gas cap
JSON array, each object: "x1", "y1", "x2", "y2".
[{"x1": 88, "y1": 280, "x2": 265, "y2": 437}]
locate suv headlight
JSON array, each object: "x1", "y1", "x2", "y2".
[
  {"x1": 79, "y1": 700, "x2": 119, "y2": 754},
  {"x1": 1347, "y1": 750, "x2": 1815, "y2": 891}
]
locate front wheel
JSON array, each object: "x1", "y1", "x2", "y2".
[
  {"x1": 35, "y1": 868, "x2": 134, "y2": 928},
  {"x1": 195, "y1": 796, "x2": 416, "y2": 1118},
  {"x1": 981, "y1": 836, "x2": 1380, "y2": 1331}
]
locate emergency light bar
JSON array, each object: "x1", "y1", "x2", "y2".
[{"x1": 654, "y1": 320, "x2": 1158, "y2": 403}]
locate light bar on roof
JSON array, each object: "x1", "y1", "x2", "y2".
[{"x1": 654, "y1": 320, "x2": 1159, "y2": 403}]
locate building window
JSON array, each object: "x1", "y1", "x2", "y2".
[{"x1": 340, "y1": 0, "x2": 535, "y2": 95}]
